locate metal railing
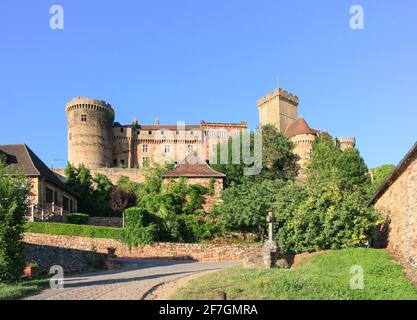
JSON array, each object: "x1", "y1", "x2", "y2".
[{"x1": 27, "y1": 202, "x2": 66, "y2": 222}]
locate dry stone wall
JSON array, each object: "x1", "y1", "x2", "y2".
[{"x1": 23, "y1": 233, "x2": 261, "y2": 262}]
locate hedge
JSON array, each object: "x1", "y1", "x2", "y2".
[
  {"x1": 24, "y1": 222, "x2": 123, "y2": 240},
  {"x1": 66, "y1": 213, "x2": 89, "y2": 225}
]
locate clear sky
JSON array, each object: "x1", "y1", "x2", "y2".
[{"x1": 0, "y1": 0, "x2": 416, "y2": 169}]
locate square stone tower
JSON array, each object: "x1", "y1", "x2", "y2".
[{"x1": 257, "y1": 88, "x2": 299, "y2": 133}]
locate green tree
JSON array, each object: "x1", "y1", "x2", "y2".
[
  {"x1": 0, "y1": 157, "x2": 29, "y2": 282},
  {"x1": 335, "y1": 148, "x2": 370, "y2": 191},
  {"x1": 369, "y1": 164, "x2": 396, "y2": 195},
  {"x1": 211, "y1": 125, "x2": 299, "y2": 186},
  {"x1": 213, "y1": 179, "x2": 285, "y2": 239}
]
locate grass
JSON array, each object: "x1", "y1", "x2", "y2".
[
  {"x1": 171, "y1": 248, "x2": 417, "y2": 300},
  {"x1": 25, "y1": 221, "x2": 123, "y2": 240},
  {"x1": 0, "y1": 278, "x2": 49, "y2": 300}
]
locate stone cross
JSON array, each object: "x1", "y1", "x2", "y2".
[
  {"x1": 266, "y1": 211, "x2": 275, "y2": 241},
  {"x1": 263, "y1": 212, "x2": 278, "y2": 268}
]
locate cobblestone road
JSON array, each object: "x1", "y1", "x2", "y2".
[{"x1": 26, "y1": 259, "x2": 237, "y2": 300}]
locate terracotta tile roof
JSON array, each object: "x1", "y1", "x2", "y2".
[
  {"x1": 284, "y1": 117, "x2": 317, "y2": 139},
  {"x1": 0, "y1": 144, "x2": 77, "y2": 197},
  {"x1": 369, "y1": 141, "x2": 417, "y2": 205},
  {"x1": 162, "y1": 155, "x2": 226, "y2": 178}
]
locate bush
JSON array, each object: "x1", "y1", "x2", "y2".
[
  {"x1": 0, "y1": 158, "x2": 29, "y2": 282},
  {"x1": 25, "y1": 222, "x2": 123, "y2": 240},
  {"x1": 177, "y1": 214, "x2": 218, "y2": 242},
  {"x1": 66, "y1": 213, "x2": 89, "y2": 225},
  {"x1": 273, "y1": 179, "x2": 381, "y2": 253},
  {"x1": 213, "y1": 179, "x2": 285, "y2": 239},
  {"x1": 121, "y1": 207, "x2": 159, "y2": 248}
]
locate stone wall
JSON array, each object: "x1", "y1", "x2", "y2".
[
  {"x1": 53, "y1": 167, "x2": 145, "y2": 184},
  {"x1": 373, "y1": 148, "x2": 417, "y2": 285},
  {"x1": 23, "y1": 233, "x2": 261, "y2": 262},
  {"x1": 24, "y1": 243, "x2": 107, "y2": 274}
]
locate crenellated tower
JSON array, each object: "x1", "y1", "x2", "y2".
[
  {"x1": 66, "y1": 97, "x2": 115, "y2": 168},
  {"x1": 257, "y1": 88, "x2": 299, "y2": 133}
]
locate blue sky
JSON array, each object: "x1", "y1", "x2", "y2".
[{"x1": 0, "y1": 0, "x2": 416, "y2": 168}]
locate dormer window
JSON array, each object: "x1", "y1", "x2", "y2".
[{"x1": 81, "y1": 114, "x2": 87, "y2": 122}]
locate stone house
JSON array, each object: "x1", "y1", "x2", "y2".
[
  {"x1": 370, "y1": 141, "x2": 417, "y2": 284},
  {"x1": 0, "y1": 144, "x2": 78, "y2": 220},
  {"x1": 162, "y1": 155, "x2": 225, "y2": 211}
]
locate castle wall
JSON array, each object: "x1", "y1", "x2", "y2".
[
  {"x1": 53, "y1": 168, "x2": 145, "y2": 185},
  {"x1": 66, "y1": 98, "x2": 115, "y2": 168}
]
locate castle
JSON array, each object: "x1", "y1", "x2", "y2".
[
  {"x1": 64, "y1": 88, "x2": 355, "y2": 179},
  {"x1": 257, "y1": 88, "x2": 356, "y2": 171},
  {"x1": 66, "y1": 97, "x2": 247, "y2": 170}
]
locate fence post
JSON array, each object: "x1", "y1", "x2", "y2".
[
  {"x1": 52, "y1": 202, "x2": 55, "y2": 213},
  {"x1": 31, "y1": 205, "x2": 34, "y2": 222},
  {"x1": 61, "y1": 207, "x2": 63, "y2": 216},
  {"x1": 41, "y1": 209, "x2": 44, "y2": 221},
  {"x1": 122, "y1": 212, "x2": 125, "y2": 229}
]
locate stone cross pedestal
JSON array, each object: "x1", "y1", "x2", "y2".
[{"x1": 263, "y1": 212, "x2": 278, "y2": 268}]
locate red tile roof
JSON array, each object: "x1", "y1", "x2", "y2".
[
  {"x1": 162, "y1": 155, "x2": 226, "y2": 178},
  {"x1": 284, "y1": 117, "x2": 316, "y2": 139}
]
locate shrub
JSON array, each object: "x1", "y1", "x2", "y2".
[
  {"x1": 66, "y1": 213, "x2": 89, "y2": 225},
  {"x1": 177, "y1": 214, "x2": 218, "y2": 242},
  {"x1": 213, "y1": 179, "x2": 285, "y2": 239},
  {"x1": 273, "y1": 179, "x2": 381, "y2": 253},
  {"x1": 0, "y1": 158, "x2": 29, "y2": 282},
  {"x1": 121, "y1": 207, "x2": 159, "y2": 248}
]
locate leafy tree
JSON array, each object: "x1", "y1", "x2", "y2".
[
  {"x1": 273, "y1": 177, "x2": 380, "y2": 253},
  {"x1": 369, "y1": 164, "x2": 396, "y2": 195},
  {"x1": 0, "y1": 157, "x2": 29, "y2": 282},
  {"x1": 64, "y1": 163, "x2": 116, "y2": 216},
  {"x1": 335, "y1": 148, "x2": 370, "y2": 191},
  {"x1": 213, "y1": 179, "x2": 285, "y2": 239},
  {"x1": 110, "y1": 186, "x2": 136, "y2": 213},
  {"x1": 211, "y1": 125, "x2": 299, "y2": 186}
]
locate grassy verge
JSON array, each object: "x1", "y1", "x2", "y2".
[
  {"x1": 25, "y1": 222, "x2": 123, "y2": 240},
  {"x1": 0, "y1": 278, "x2": 49, "y2": 300},
  {"x1": 171, "y1": 248, "x2": 417, "y2": 300}
]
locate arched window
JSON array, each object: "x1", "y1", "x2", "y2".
[{"x1": 81, "y1": 114, "x2": 87, "y2": 122}]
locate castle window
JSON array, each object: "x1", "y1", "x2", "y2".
[
  {"x1": 148, "y1": 131, "x2": 152, "y2": 135},
  {"x1": 164, "y1": 145, "x2": 171, "y2": 153},
  {"x1": 81, "y1": 114, "x2": 87, "y2": 122},
  {"x1": 143, "y1": 144, "x2": 148, "y2": 153},
  {"x1": 113, "y1": 159, "x2": 118, "y2": 166},
  {"x1": 219, "y1": 130, "x2": 226, "y2": 138},
  {"x1": 120, "y1": 128, "x2": 124, "y2": 133},
  {"x1": 137, "y1": 131, "x2": 140, "y2": 135},
  {"x1": 160, "y1": 130, "x2": 164, "y2": 135}
]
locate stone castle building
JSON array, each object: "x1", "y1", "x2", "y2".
[
  {"x1": 66, "y1": 97, "x2": 247, "y2": 170},
  {"x1": 63, "y1": 88, "x2": 356, "y2": 181},
  {"x1": 257, "y1": 88, "x2": 356, "y2": 171}
]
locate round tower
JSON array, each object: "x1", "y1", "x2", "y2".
[
  {"x1": 338, "y1": 138, "x2": 356, "y2": 151},
  {"x1": 66, "y1": 97, "x2": 115, "y2": 168}
]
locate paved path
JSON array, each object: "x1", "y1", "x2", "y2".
[{"x1": 26, "y1": 259, "x2": 238, "y2": 300}]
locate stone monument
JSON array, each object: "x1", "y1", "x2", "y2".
[{"x1": 263, "y1": 212, "x2": 278, "y2": 268}]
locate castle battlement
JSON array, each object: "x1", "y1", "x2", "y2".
[
  {"x1": 66, "y1": 97, "x2": 115, "y2": 116},
  {"x1": 257, "y1": 88, "x2": 299, "y2": 107}
]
